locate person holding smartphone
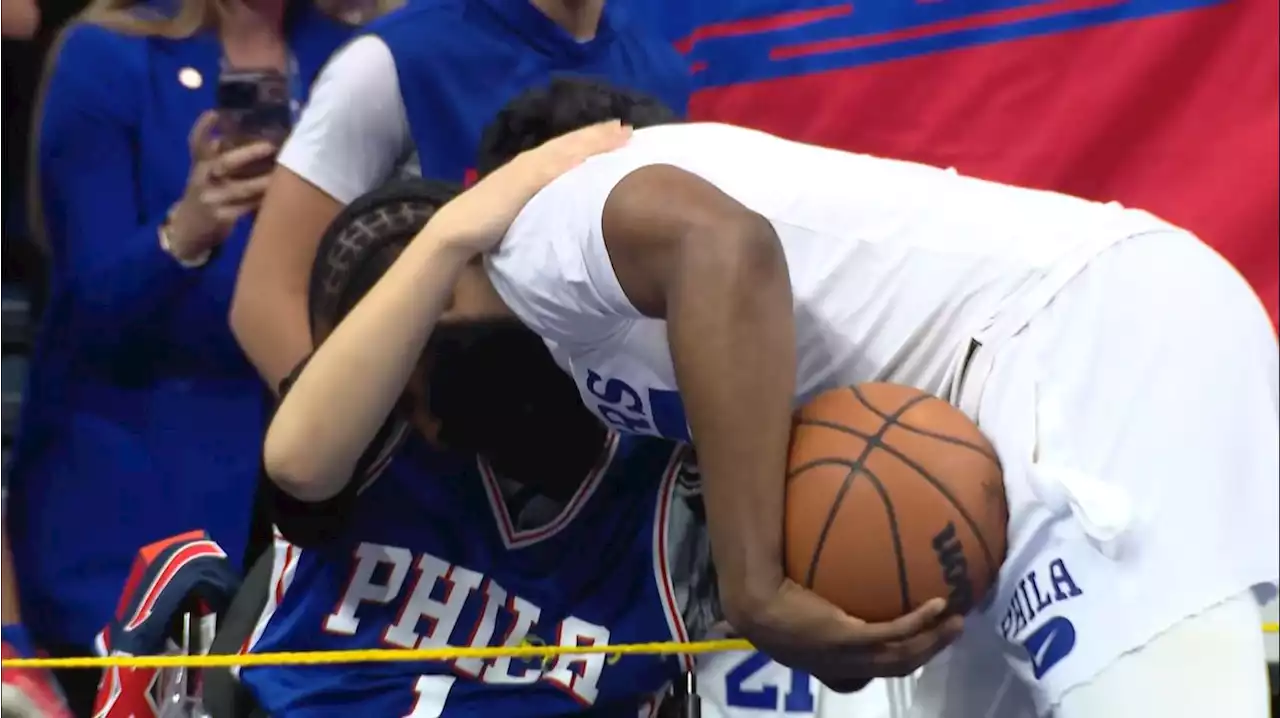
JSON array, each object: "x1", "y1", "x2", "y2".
[{"x1": 4, "y1": 0, "x2": 358, "y2": 711}]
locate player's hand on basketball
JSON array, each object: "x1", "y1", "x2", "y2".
[
  {"x1": 737, "y1": 580, "x2": 963, "y2": 689},
  {"x1": 424, "y1": 121, "x2": 633, "y2": 255},
  {"x1": 167, "y1": 111, "x2": 279, "y2": 261}
]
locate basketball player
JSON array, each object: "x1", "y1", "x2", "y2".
[
  {"x1": 257, "y1": 173, "x2": 928, "y2": 718},
  {"x1": 245, "y1": 178, "x2": 721, "y2": 716},
  {"x1": 265, "y1": 79, "x2": 1279, "y2": 715}
]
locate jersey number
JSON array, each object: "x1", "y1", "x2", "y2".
[
  {"x1": 725, "y1": 652, "x2": 815, "y2": 713},
  {"x1": 405, "y1": 675, "x2": 456, "y2": 718},
  {"x1": 585, "y1": 371, "x2": 690, "y2": 441}
]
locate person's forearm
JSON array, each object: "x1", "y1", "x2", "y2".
[
  {"x1": 232, "y1": 293, "x2": 315, "y2": 392},
  {"x1": 667, "y1": 216, "x2": 796, "y2": 628},
  {"x1": 263, "y1": 227, "x2": 471, "y2": 500},
  {"x1": 64, "y1": 217, "x2": 220, "y2": 350},
  {"x1": 231, "y1": 167, "x2": 348, "y2": 390}
]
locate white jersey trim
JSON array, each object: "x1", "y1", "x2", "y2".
[
  {"x1": 476, "y1": 432, "x2": 619, "y2": 550},
  {"x1": 652, "y1": 446, "x2": 695, "y2": 673},
  {"x1": 234, "y1": 532, "x2": 301, "y2": 679}
]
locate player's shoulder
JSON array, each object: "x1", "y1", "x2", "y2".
[{"x1": 49, "y1": 21, "x2": 148, "y2": 80}]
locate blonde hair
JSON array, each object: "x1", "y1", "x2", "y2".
[{"x1": 78, "y1": 0, "x2": 403, "y2": 38}]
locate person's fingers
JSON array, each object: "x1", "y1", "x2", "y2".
[
  {"x1": 211, "y1": 200, "x2": 261, "y2": 227},
  {"x1": 216, "y1": 141, "x2": 280, "y2": 174},
  {"x1": 867, "y1": 614, "x2": 964, "y2": 676},
  {"x1": 530, "y1": 120, "x2": 631, "y2": 174},
  {"x1": 843, "y1": 598, "x2": 951, "y2": 646},
  {"x1": 569, "y1": 119, "x2": 632, "y2": 153},
  {"x1": 205, "y1": 175, "x2": 271, "y2": 206},
  {"x1": 189, "y1": 111, "x2": 222, "y2": 161}
]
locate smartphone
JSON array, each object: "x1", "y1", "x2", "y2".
[{"x1": 216, "y1": 68, "x2": 292, "y2": 149}]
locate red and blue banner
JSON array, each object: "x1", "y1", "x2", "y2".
[{"x1": 658, "y1": 0, "x2": 1278, "y2": 325}]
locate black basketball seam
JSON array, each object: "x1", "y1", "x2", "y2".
[
  {"x1": 847, "y1": 385, "x2": 1001, "y2": 467},
  {"x1": 795, "y1": 419, "x2": 999, "y2": 577},
  {"x1": 803, "y1": 393, "x2": 932, "y2": 590},
  {"x1": 803, "y1": 463, "x2": 859, "y2": 589},
  {"x1": 855, "y1": 466, "x2": 914, "y2": 616}
]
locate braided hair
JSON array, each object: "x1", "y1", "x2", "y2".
[
  {"x1": 309, "y1": 178, "x2": 608, "y2": 498},
  {"x1": 310, "y1": 178, "x2": 459, "y2": 346}
]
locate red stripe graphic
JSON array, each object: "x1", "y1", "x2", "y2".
[
  {"x1": 674, "y1": 4, "x2": 854, "y2": 54},
  {"x1": 123, "y1": 540, "x2": 226, "y2": 632},
  {"x1": 772, "y1": 0, "x2": 1124, "y2": 60}
]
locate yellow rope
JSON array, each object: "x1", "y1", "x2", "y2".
[
  {"x1": 0, "y1": 639, "x2": 754, "y2": 670},
  {"x1": 3, "y1": 624, "x2": 1276, "y2": 670}
]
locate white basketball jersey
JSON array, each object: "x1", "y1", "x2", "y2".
[{"x1": 486, "y1": 122, "x2": 1175, "y2": 440}]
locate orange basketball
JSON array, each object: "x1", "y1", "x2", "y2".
[{"x1": 784, "y1": 383, "x2": 1008, "y2": 621}]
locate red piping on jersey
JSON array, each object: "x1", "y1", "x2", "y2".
[
  {"x1": 478, "y1": 433, "x2": 618, "y2": 549},
  {"x1": 123, "y1": 541, "x2": 226, "y2": 632}
]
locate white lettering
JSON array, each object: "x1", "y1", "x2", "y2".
[
  {"x1": 323, "y1": 543, "x2": 413, "y2": 635},
  {"x1": 544, "y1": 616, "x2": 611, "y2": 705},
  {"x1": 454, "y1": 579, "x2": 507, "y2": 678},
  {"x1": 323, "y1": 542, "x2": 616, "y2": 707},
  {"x1": 404, "y1": 675, "x2": 455, "y2": 718},
  {"x1": 384, "y1": 554, "x2": 482, "y2": 649},
  {"x1": 482, "y1": 595, "x2": 542, "y2": 685}
]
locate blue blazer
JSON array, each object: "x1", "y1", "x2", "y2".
[{"x1": 7, "y1": 7, "x2": 351, "y2": 650}]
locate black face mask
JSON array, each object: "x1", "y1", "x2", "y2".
[{"x1": 425, "y1": 319, "x2": 606, "y2": 497}]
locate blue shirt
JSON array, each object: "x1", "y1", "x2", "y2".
[
  {"x1": 369, "y1": 0, "x2": 691, "y2": 182},
  {"x1": 7, "y1": 9, "x2": 351, "y2": 650}
]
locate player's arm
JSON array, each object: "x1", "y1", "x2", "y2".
[
  {"x1": 601, "y1": 166, "x2": 958, "y2": 688},
  {"x1": 599, "y1": 165, "x2": 795, "y2": 625},
  {"x1": 230, "y1": 37, "x2": 411, "y2": 390},
  {"x1": 263, "y1": 123, "x2": 630, "y2": 501}
]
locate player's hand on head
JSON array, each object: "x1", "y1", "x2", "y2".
[
  {"x1": 423, "y1": 120, "x2": 632, "y2": 255},
  {"x1": 736, "y1": 579, "x2": 962, "y2": 690}
]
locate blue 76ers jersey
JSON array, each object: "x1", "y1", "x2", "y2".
[{"x1": 238, "y1": 433, "x2": 711, "y2": 717}]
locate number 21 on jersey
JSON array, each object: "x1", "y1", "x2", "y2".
[{"x1": 721, "y1": 652, "x2": 815, "y2": 715}]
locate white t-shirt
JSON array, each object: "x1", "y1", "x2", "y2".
[
  {"x1": 485, "y1": 122, "x2": 1176, "y2": 439},
  {"x1": 278, "y1": 36, "x2": 420, "y2": 204}
]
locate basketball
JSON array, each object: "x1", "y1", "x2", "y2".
[{"x1": 784, "y1": 383, "x2": 1009, "y2": 622}]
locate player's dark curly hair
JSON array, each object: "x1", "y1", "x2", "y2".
[
  {"x1": 476, "y1": 76, "x2": 679, "y2": 177},
  {"x1": 311, "y1": 178, "x2": 607, "y2": 495}
]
